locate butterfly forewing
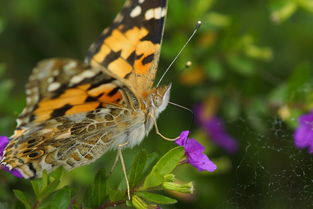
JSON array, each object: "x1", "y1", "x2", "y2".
[{"x1": 85, "y1": 0, "x2": 167, "y2": 94}]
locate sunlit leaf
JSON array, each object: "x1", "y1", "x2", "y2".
[
  {"x1": 297, "y1": 0, "x2": 313, "y2": 12},
  {"x1": 142, "y1": 147, "x2": 185, "y2": 190},
  {"x1": 271, "y1": 0, "x2": 297, "y2": 23},
  {"x1": 136, "y1": 191, "x2": 177, "y2": 205},
  {"x1": 48, "y1": 167, "x2": 64, "y2": 182}
]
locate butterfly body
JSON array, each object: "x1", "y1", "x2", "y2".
[{"x1": 1, "y1": 0, "x2": 169, "y2": 178}]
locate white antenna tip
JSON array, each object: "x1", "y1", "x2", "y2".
[
  {"x1": 197, "y1": 20, "x2": 202, "y2": 25},
  {"x1": 186, "y1": 61, "x2": 192, "y2": 67}
]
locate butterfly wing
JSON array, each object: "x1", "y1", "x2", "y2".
[
  {"x1": 85, "y1": 0, "x2": 168, "y2": 94},
  {"x1": 1, "y1": 58, "x2": 144, "y2": 178},
  {"x1": 17, "y1": 58, "x2": 139, "y2": 128}
]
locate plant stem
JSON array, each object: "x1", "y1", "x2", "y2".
[{"x1": 32, "y1": 200, "x2": 41, "y2": 209}]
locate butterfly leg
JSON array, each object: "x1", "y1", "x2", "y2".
[
  {"x1": 117, "y1": 143, "x2": 131, "y2": 200},
  {"x1": 109, "y1": 151, "x2": 120, "y2": 175}
]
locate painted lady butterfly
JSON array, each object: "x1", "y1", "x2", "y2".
[{"x1": 1, "y1": 0, "x2": 170, "y2": 179}]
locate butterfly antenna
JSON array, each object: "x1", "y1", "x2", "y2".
[
  {"x1": 168, "y1": 101, "x2": 195, "y2": 131},
  {"x1": 156, "y1": 20, "x2": 202, "y2": 87}
]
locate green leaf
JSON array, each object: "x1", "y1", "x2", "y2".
[
  {"x1": 227, "y1": 55, "x2": 256, "y2": 76},
  {"x1": 84, "y1": 169, "x2": 108, "y2": 208},
  {"x1": 205, "y1": 58, "x2": 224, "y2": 81},
  {"x1": 142, "y1": 147, "x2": 185, "y2": 190},
  {"x1": 108, "y1": 189, "x2": 124, "y2": 202},
  {"x1": 136, "y1": 191, "x2": 177, "y2": 205},
  {"x1": 13, "y1": 190, "x2": 32, "y2": 209},
  {"x1": 41, "y1": 170, "x2": 49, "y2": 186},
  {"x1": 287, "y1": 62, "x2": 312, "y2": 101},
  {"x1": 31, "y1": 179, "x2": 42, "y2": 198},
  {"x1": 31, "y1": 170, "x2": 50, "y2": 199},
  {"x1": 298, "y1": 0, "x2": 313, "y2": 13},
  {"x1": 129, "y1": 149, "x2": 147, "y2": 188},
  {"x1": 39, "y1": 179, "x2": 60, "y2": 200},
  {"x1": 142, "y1": 152, "x2": 159, "y2": 176},
  {"x1": 132, "y1": 195, "x2": 148, "y2": 209},
  {"x1": 271, "y1": 0, "x2": 297, "y2": 23},
  {"x1": 39, "y1": 187, "x2": 71, "y2": 209},
  {"x1": 49, "y1": 167, "x2": 64, "y2": 182}
]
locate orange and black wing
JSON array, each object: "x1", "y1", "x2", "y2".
[
  {"x1": 85, "y1": 0, "x2": 168, "y2": 94},
  {"x1": 16, "y1": 58, "x2": 138, "y2": 128}
]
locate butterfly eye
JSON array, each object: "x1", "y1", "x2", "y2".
[{"x1": 153, "y1": 95, "x2": 163, "y2": 107}]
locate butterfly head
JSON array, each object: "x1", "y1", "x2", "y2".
[{"x1": 151, "y1": 84, "x2": 171, "y2": 116}]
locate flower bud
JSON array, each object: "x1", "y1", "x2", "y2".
[
  {"x1": 162, "y1": 181, "x2": 194, "y2": 194},
  {"x1": 132, "y1": 195, "x2": 148, "y2": 209},
  {"x1": 163, "y1": 174, "x2": 175, "y2": 182}
]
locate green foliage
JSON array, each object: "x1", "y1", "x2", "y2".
[
  {"x1": 142, "y1": 147, "x2": 185, "y2": 190},
  {"x1": 129, "y1": 150, "x2": 147, "y2": 189},
  {"x1": 84, "y1": 169, "x2": 107, "y2": 208},
  {"x1": 10, "y1": 148, "x2": 192, "y2": 208},
  {"x1": 13, "y1": 190, "x2": 31, "y2": 209},
  {"x1": 136, "y1": 191, "x2": 177, "y2": 204},
  {"x1": 39, "y1": 187, "x2": 71, "y2": 209}
]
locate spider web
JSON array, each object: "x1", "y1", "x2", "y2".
[{"x1": 218, "y1": 116, "x2": 313, "y2": 209}]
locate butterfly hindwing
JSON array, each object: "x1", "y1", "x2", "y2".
[{"x1": 85, "y1": 0, "x2": 167, "y2": 94}]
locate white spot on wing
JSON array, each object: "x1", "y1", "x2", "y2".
[
  {"x1": 48, "y1": 82, "x2": 61, "y2": 92},
  {"x1": 154, "y1": 7, "x2": 162, "y2": 19},
  {"x1": 64, "y1": 61, "x2": 77, "y2": 71},
  {"x1": 161, "y1": 8, "x2": 167, "y2": 17},
  {"x1": 130, "y1": 6, "x2": 142, "y2": 18},
  {"x1": 139, "y1": 0, "x2": 145, "y2": 3},
  {"x1": 145, "y1": 9, "x2": 154, "y2": 20},
  {"x1": 145, "y1": 7, "x2": 166, "y2": 20},
  {"x1": 114, "y1": 13, "x2": 123, "y2": 22},
  {"x1": 47, "y1": 77, "x2": 54, "y2": 83},
  {"x1": 70, "y1": 70, "x2": 97, "y2": 85}
]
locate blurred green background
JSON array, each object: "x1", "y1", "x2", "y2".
[{"x1": 1, "y1": 0, "x2": 313, "y2": 208}]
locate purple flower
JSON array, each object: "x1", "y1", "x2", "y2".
[
  {"x1": 294, "y1": 111, "x2": 313, "y2": 153},
  {"x1": 175, "y1": 131, "x2": 217, "y2": 172},
  {"x1": 0, "y1": 136, "x2": 23, "y2": 178},
  {"x1": 195, "y1": 104, "x2": 238, "y2": 153}
]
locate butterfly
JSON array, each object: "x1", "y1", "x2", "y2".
[{"x1": 0, "y1": 0, "x2": 170, "y2": 179}]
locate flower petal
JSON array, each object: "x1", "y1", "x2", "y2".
[
  {"x1": 294, "y1": 112, "x2": 313, "y2": 153},
  {"x1": 175, "y1": 131, "x2": 217, "y2": 172},
  {"x1": 194, "y1": 104, "x2": 238, "y2": 153},
  {"x1": 204, "y1": 117, "x2": 238, "y2": 153},
  {"x1": 187, "y1": 152, "x2": 217, "y2": 172},
  {"x1": 184, "y1": 138, "x2": 205, "y2": 154},
  {"x1": 1, "y1": 165, "x2": 24, "y2": 178},
  {"x1": 0, "y1": 136, "x2": 9, "y2": 158},
  {"x1": 175, "y1": 130, "x2": 189, "y2": 146},
  {"x1": 0, "y1": 136, "x2": 24, "y2": 178}
]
